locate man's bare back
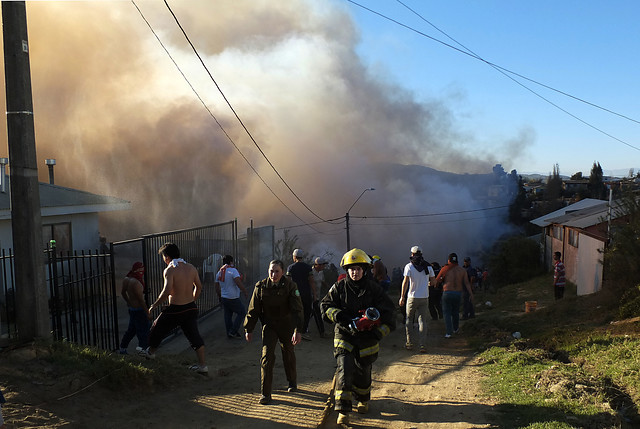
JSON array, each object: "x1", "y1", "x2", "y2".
[
  {"x1": 164, "y1": 261, "x2": 202, "y2": 305},
  {"x1": 443, "y1": 265, "x2": 472, "y2": 294},
  {"x1": 121, "y1": 276, "x2": 146, "y2": 309}
]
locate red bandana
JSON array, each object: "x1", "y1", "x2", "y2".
[{"x1": 127, "y1": 262, "x2": 145, "y2": 292}]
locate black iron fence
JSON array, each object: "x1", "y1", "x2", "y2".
[
  {"x1": 0, "y1": 219, "x2": 255, "y2": 351},
  {"x1": 47, "y1": 246, "x2": 118, "y2": 350}
]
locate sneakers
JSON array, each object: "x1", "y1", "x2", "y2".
[
  {"x1": 337, "y1": 412, "x2": 349, "y2": 425},
  {"x1": 404, "y1": 343, "x2": 414, "y2": 350},
  {"x1": 287, "y1": 383, "x2": 297, "y2": 393},
  {"x1": 139, "y1": 347, "x2": 155, "y2": 359},
  {"x1": 444, "y1": 334, "x2": 452, "y2": 339},
  {"x1": 189, "y1": 364, "x2": 209, "y2": 374},
  {"x1": 453, "y1": 329, "x2": 460, "y2": 334},
  {"x1": 135, "y1": 346, "x2": 143, "y2": 352},
  {"x1": 419, "y1": 346, "x2": 427, "y2": 354},
  {"x1": 356, "y1": 401, "x2": 369, "y2": 414},
  {"x1": 301, "y1": 333, "x2": 312, "y2": 341},
  {"x1": 259, "y1": 394, "x2": 271, "y2": 405},
  {"x1": 118, "y1": 348, "x2": 128, "y2": 355}
]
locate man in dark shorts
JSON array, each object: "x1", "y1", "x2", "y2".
[{"x1": 143, "y1": 243, "x2": 208, "y2": 374}]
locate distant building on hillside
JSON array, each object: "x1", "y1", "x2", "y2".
[{"x1": 530, "y1": 198, "x2": 625, "y2": 296}]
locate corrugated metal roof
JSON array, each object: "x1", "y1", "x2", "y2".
[{"x1": 530, "y1": 198, "x2": 607, "y2": 227}]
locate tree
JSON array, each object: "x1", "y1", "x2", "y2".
[
  {"x1": 274, "y1": 229, "x2": 299, "y2": 267},
  {"x1": 485, "y1": 235, "x2": 543, "y2": 287},
  {"x1": 588, "y1": 161, "x2": 607, "y2": 200},
  {"x1": 603, "y1": 190, "x2": 640, "y2": 317},
  {"x1": 508, "y1": 174, "x2": 528, "y2": 225},
  {"x1": 545, "y1": 163, "x2": 562, "y2": 201}
]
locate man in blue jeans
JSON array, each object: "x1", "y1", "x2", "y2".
[
  {"x1": 435, "y1": 253, "x2": 472, "y2": 338},
  {"x1": 215, "y1": 255, "x2": 249, "y2": 338},
  {"x1": 119, "y1": 262, "x2": 151, "y2": 354}
]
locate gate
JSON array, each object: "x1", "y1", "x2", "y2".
[
  {"x1": 47, "y1": 246, "x2": 119, "y2": 351},
  {"x1": 140, "y1": 220, "x2": 238, "y2": 318}
]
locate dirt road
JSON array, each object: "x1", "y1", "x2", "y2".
[{"x1": 1, "y1": 308, "x2": 497, "y2": 428}]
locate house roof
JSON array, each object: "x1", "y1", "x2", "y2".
[
  {"x1": 529, "y1": 198, "x2": 608, "y2": 227},
  {"x1": 0, "y1": 179, "x2": 130, "y2": 220},
  {"x1": 543, "y1": 200, "x2": 623, "y2": 229}
]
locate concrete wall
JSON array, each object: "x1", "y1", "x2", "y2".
[{"x1": 576, "y1": 234, "x2": 604, "y2": 295}]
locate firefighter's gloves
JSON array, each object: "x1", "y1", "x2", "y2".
[{"x1": 350, "y1": 307, "x2": 381, "y2": 334}]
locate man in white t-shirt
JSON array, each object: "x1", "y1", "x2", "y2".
[
  {"x1": 399, "y1": 246, "x2": 435, "y2": 353},
  {"x1": 215, "y1": 255, "x2": 249, "y2": 338}
]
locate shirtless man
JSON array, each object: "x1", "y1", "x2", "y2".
[
  {"x1": 143, "y1": 243, "x2": 208, "y2": 374},
  {"x1": 119, "y1": 262, "x2": 150, "y2": 354},
  {"x1": 435, "y1": 253, "x2": 473, "y2": 338}
]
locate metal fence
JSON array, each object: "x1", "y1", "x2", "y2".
[
  {"x1": 0, "y1": 249, "x2": 17, "y2": 341},
  {"x1": 47, "y1": 247, "x2": 118, "y2": 350},
  {"x1": 139, "y1": 220, "x2": 238, "y2": 319},
  {"x1": 1, "y1": 219, "x2": 252, "y2": 351}
]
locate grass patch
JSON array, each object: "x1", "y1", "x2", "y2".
[
  {"x1": 4, "y1": 340, "x2": 182, "y2": 392},
  {"x1": 470, "y1": 275, "x2": 640, "y2": 428}
]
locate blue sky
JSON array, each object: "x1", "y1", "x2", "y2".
[{"x1": 342, "y1": 0, "x2": 640, "y2": 177}]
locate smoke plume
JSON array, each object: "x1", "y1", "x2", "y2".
[{"x1": 0, "y1": 1, "x2": 529, "y2": 269}]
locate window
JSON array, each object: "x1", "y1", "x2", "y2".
[
  {"x1": 43, "y1": 223, "x2": 72, "y2": 255},
  {"x1": 553, "y1": 225, "x2": 564, "y2": 241},
  {"x1": 568, "y1": 229, "x2": 579, "y2": 248}
]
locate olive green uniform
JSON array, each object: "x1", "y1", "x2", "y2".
[{"x1": 244, "y1": 275, "x2": 304, "y2": 399}]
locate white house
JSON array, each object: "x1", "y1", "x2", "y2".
[
  {"x1": 530, "y1": 198, "x2": 623, "y2": 296},
  {"x1": 0, "y1": 179, "x2": 130, "y2": 253}
]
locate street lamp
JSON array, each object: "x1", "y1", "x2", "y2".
[{"x1": 346, "y1": 187, "x2": 375, "y2": 251}]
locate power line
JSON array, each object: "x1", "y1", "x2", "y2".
[
  {"x1": 162, "y1": 0, "x2": 334, "y2": 223},
  {"x1": 395, "y1": 0, "x2": 640, "y2": 127},
  {"x1": 347, "y1": 0, "x2": 640, "y2": 152},
  {"x1": 351, "y1": 204, "x2": 509, "y2": 219},
  {"x1": 132, "y1": 1, "x2": 324, "y2": 233}
]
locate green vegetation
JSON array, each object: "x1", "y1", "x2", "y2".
[
  {"x1": 485, "y1": 235, "x2": 544, "y2": 288},
  {"x1": 468, "y1": 274, "x2": 640, "y2": 428},
  {"x1": 7, "y1": 340, "x2": 181, "y2": 391}
]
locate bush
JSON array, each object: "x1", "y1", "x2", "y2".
[
  {"x1": 619, "y1": 284, "x2": 640, "y2": 319},
  {"x1": 486, "y1": 235, "x2": 544, "y2": 287}
]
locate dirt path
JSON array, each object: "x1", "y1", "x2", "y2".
[{"x1": 1, "y1": 310, "x2": 497, "y2": 428}]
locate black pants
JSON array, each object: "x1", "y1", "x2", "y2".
[
  {"x1": 301, "y1": 294, "x2": 312, "y2": 333},
  {"x1": 428, "y1": 286, "x2": 443, "y2": 320},
  {"x1": 335, "y1": 348, "x2": 372, "y2": 413},
  {"x1": 462, "y1": 290, "x2": 475, "y2": 319},
  {"x1": 311, "y1": 300, "x2": 325, "y2": 335}
]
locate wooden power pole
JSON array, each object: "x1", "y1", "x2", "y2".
[{"x1": 2, "y1": 2, "x2": 51, "y2": 341}]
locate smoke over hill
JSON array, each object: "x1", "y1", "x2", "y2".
[{"x1": 0, "y1": 1, "x2": 527, "y2": 268}]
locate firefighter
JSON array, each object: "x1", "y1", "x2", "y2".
[
  {"x1": 320, "y1": 248, "x2": 396, "y2": 425},
  {"x1": 244, "y1": 259, "x2": 304, "y2": 405}
]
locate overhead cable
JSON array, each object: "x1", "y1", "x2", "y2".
[
  {"x1": 163, "y1": 0, "x2": 335, "y2": 223},
  {"x1": 348, "y1": 0, "x2": 640, "y2": 152}
]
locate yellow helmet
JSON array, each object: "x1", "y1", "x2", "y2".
[
  {"x1": 340, "y1": 248, "x2": 371, "y2": 268},
  {"x1": 371, "y1": 255, "x2": 381, "y2": 261}
]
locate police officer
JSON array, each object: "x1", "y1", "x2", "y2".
[
  {"x1": 244, "y1": 260, "x2": 304, "y2": 405},
  {"x1": 320, "y1": 249, "x2": 396, "y2": 426}
]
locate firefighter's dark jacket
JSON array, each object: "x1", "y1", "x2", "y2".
[
  {"x1": 244, "y1": 275, "x2": 304, "y2": 334},
  {"x1": 320, "y1": 276, "x2": 396, "y2": 359}
]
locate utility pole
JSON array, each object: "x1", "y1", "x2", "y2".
[{"x1": 2, "y1": 2, "x2": 51, "y2": 341}]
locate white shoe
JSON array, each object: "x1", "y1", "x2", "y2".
[
  {"x1": 189, "y1": 364, "x2": 208, "y2": 374},
  {"x1": 337, "y1": 412, "x2": 349, "y2": 425},
  {"x1": 139, "y1": 347, "x2": 155, "y2": 359}
]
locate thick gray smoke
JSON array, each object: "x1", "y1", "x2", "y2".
[{"x1": 0, "y1": 1, "x2": 529, "y2": 270}]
